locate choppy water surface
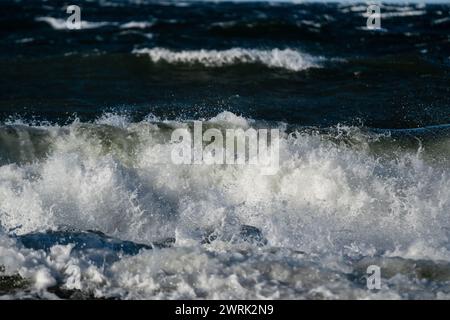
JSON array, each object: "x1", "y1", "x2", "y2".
[{"x1": 0, "y1": 1, "x2": 450, "y2": 299}]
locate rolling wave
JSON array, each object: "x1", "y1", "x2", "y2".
[
  {"x1": 35, "y1": 17, "x2": 115, "y2": 30},
  {"x1": 35, "y1": 17, "x2": 154, "y2": 30}
]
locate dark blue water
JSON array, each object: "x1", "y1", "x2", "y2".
[{"x1": 1, "y1": 1, "x2": 449, "y2": 128}]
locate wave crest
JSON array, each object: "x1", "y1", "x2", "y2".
[
  {"x1": 132, "y1": 47, "x2": 320, "y2": 71},
  {"x1": 0, "y1": 112, "x2": 449, "y2": 255}
]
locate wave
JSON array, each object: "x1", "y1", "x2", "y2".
[
  {"x1": 120, "y1": 21, "x2": 154, "y2": 29},
  {"x1": 381, "y1": 10, "x2": 427, "y2": 18},
  {"x1": 36, "y1": 17, "x2": 153, "y2": 30},
  {"x1": 132, "y1": 48, "x2": 320, "y2": 71},
  {"x1": 36, "y1": 17, "x2": 115, "y2": 30},
  {"x1": 360, "y1": 10, "x2": 427, "y2": 19},
  {"x1": 0, "y1": 111, "x2": 448, "y2": 248},
  {"x1": 0, "y1": 111, "x2": 449, "y2": 298},
  {"x1": 433, "y1": 17, "x2": 450, "y2": 25}
]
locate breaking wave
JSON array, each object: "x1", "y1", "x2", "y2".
[
  {"x1": 132, "y1": 48, "x2": 321, "y2": 71},
  {"x1": 36, "y1": 17, "x2": 153, "y2": 30},
  {"x1": 0, "y1": 111, "x2": 449, "y2": 299},
  {"x1": 35, "y1": 17, "x2": 115, "y2": 30}
]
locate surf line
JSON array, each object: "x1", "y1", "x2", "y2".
[{"x1": 170, "y1": 121, "x2": 280, "y2": 175}]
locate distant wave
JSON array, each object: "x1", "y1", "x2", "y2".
[
  {"x1": 119, "y1": 21, "x2": 154, "y2": 29},
  {"x1": 36, "y1": 17, "x2": 153, "y2": 30},
  {"x1": 132, "y1": 47, "x2": 320, "y2": 71},
  {"x1": 381, "y1": 10, "x2": 427, "y2": 18},
  {"x1": 36, "y1": 17, "x2": 114, "y2": 30}
]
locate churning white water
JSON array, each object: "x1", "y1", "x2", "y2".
[{"x1": 0, "y1": 111, "x2": 450, "y2": 299}]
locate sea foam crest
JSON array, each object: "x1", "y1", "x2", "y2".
[
  {"x1": 36, "y1": 17, "x2": 114, "y2": 30},
  {"x1": 133, "y1": 47, "x2": 320, "y2": 71}
]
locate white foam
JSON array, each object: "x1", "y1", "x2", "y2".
[
  {"x1": 120, "y1": 21, "x2": 154, "y2": 29},
  {"x1": 36, "y1": 17, "x2": 116, "y2": 30},
  {"x1": 133, "y1": 48, "x2": 320, "y2": 71},
  {"x1": 433, "y1": 17, "x2": 450, "y2": 25},
  {"x1": 0, "y1": 112, "x2": 448, "y2": 254},
  {"x1": 361, "y1": 10, "x2": 426, "y2": 19},
  {"x1": 381, "y1": 10, "x2": 427, "y2": 18},
  {"x1": 1, "y1": 112, "x2": 450, "y2": 299}
]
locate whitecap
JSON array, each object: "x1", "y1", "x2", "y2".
[
  {"x1": 120, "y1": 21, "x2": 154, "y2": 29},
  {"x1": 132, "y1": 47, "x2": 321, "y2": 71},
  {"x1": 36, "y1": 17, "x2": 116, "y2": 30}
]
